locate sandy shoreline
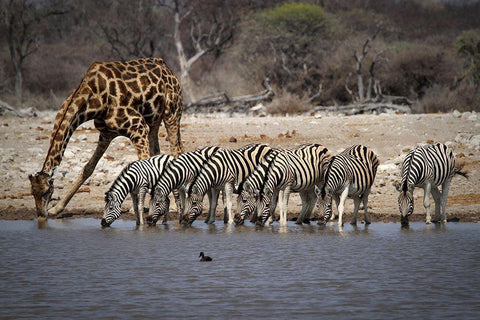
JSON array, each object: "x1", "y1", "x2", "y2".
[{"x1": 1, "y1": 110, "x2": 479, "y2": 224}]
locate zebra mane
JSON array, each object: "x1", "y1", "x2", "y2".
[
  {"x1": 402, "y1": 148, "x2": 417, "y2": 192},
  {"x1": 187, "y1": 147, "x2": 220, "y2": 195},
  {"x1": 235, "y1": 148, "x2": 276, "y2": 194},
  {"x1": 259, "y1": 150, "x2": 282, "y2": 197},
  {"x1": 321, "y1": 155, "x2": 336, "y2": 198},
  {"x1": 106, "y1": 161, "x2": 135, "y2": 196}
]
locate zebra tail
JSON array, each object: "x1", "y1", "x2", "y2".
[{"x1": 454, "y1": 164, "x2": 468, "y2": 179}]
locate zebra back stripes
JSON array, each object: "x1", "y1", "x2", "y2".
[
  {"x1": 318, "y1": 145, "x2": 379, "y2": 226},
  {"x1": 102, "y1": 154, "x2": 174, "y2": 227},
  {"x1": 256, "y1": 144, "x2": 332, "y2": 225},
  {"x1": 146, "y1": 146, "x2": 221, "y2": 225},
  {"x1": 399, "y1": 143, "x2": 455, "y2": 191},
  {"x1": 183, "y1": 144, "x2": 272, "y2": 225}
]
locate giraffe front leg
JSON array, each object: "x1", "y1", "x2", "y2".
[
  {"x1": 164, "y1": 110, "x2": 183, "y2": 157},
  {"x1": 48, "y1": 133, "x2": 114, "y2": 216}
]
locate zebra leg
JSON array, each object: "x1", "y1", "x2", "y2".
[
  {"x1": 224, "y1": 183, "x2": 234, "y2": 224},
  {"x1": 337, "y1": 186, "x2": 350, "y2": 227},
  {"x1": 423, "y1": 183, "x2": 432, "y2": 224},
  {"x1": 304, "y1": 189, "x2": 317, "y2": 223},
  {"x1": 440, "y1": 179, "x2": 452, "y2": 223},
  {"x1": 267, "y1": 190, "x2": 279, "y2": 225},
  {"x1": 280, "y1": 186, "x2": 291, "y2": 226},
  {"x1": 332, "y1": 194, "x2": 340, "y2": 221},
  {"x1": 137, "y1": 187, "x2": 148, "y2": 226},
  {"x1": 362, "y1": 190, "x2": 371, "y2": 224},
  {"x1": 296, "y1": 191, "x2": 309, "y2": 225},
  {"x1": 206, "y1": 189, "x2": 219, "y2": 224},
  {"x1": 351, "y1": 196, "x2": 360, "y2": 225},
  {"x1": 131, "y1": 191, "x2": 141, "y2": 226},
  {"x1": 178, "y1": 190, "x2": 186, "y2": 223},
  {"x1": 430, "y1": 185, "x2": 442, "y2": 223}
]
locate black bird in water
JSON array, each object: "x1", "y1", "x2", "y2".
[{"x1": 199, "y1": 252, "x2": 212, "y2": 262}]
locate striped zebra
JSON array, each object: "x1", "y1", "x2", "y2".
[
  {"x1": 101, "y1": 154, "x2": 174, "y2": 227},
  {"x1": 315, "y1": 145, "x2": 379, "y2": 227},
  {"x1": 146, "y1": 146, "x2": 221, "y2": 226},
  {"x1": 183, "y1": 144, "x2": 272, "y2": 225},
  {"x1": 234, "y1": 148, "x2": 281, "y2": 225},
  {"x1": 395, "y1": 143, "x2": 467, "y2": 224},
  {"x1": 255, "y1": 144, "x2": 332, "y2": 226}
]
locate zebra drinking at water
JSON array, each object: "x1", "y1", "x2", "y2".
[
  {"x1": 146, "y1": 146, "x2": 221, "y2": 226},
  {"x1": 395, "y1": 142, "x2": 467, "y2": 224},
  {"x1": 315, "y1": 145, "x2": 379, "y2": 227},
  {"x1": 255, "y1": 144, "x2": 332, "y2": 226},
  {"x1": 101, "y1": 154, "x2": 175, "y2": 227},
  {"x1": 234, "y1": 149, "x2": 281, "y2": 225},
  {"x1": 183, "y1": 144, "x2": 272, "y2": 226}
]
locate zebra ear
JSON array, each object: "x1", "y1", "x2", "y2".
[{"x1": 314, "y1": 186, "x2": 321, "y2": 196}]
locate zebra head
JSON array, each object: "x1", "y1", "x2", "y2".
[
  {"x1": 396, "y1": 183, "x2": 414, "y2": 223},
  {"x1": 182, "y1": 187, "x2": 204, "y2": 226},
  {"x1": 314, "y1": 186, "x2": 333, "y2": 224},
  {"x1": 235, "y1": 188, "x2": 257, "y2": 225},
  {"x1": 146, "y1": 186, "x2": 170, "y2": 226},
  {"x1": 256, "y1": 188, "x2": 274, "y2": 226},
  {"x1": 101, "y1": 192, "x2": 122, "y2": 227}
]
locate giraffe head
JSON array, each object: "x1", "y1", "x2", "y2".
[{"x1": 29, "y1": 171, "x2": 55, "y2": 219}]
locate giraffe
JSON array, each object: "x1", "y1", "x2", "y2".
[{"x1": 29, "y1": 57, "x2": 184, "y2": 220}]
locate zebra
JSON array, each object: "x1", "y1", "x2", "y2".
[
  {"x1": 395, "y1": 142, "x2": 467, "y2": 224},
  {"x1": 315, "y1": 145, "x2": 379, "y2": 227},
  {"x1": 146, "y1": 146, "x2": 221, "y2": 226},
  {"x1": 101, "y1": 154, "x2": 175, "y2": 227},
  {"x1": 255, "y1": 144, "x2": 332, "y2": 226},
  {"x1": 183, "y1": 144, "x2": 272, "y2": 226},
  {"x1": 234, "y1": 148, "x2": 281, "y2": 225}
]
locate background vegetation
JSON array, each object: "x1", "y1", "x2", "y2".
[{"x1": 1, "y1": 0, "x2": 479, "y2": 114}]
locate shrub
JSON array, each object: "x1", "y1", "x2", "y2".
[{"x1": 266, "y1": 88, "x2": 313, "y2": 115}]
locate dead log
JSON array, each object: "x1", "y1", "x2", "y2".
[
  {"x1": 313, "y1": 103, "x2": 411, "y2": 115},
  {"x1": 186, "y1": 78, "x2": 274, "y2": 109},
  {"x1": 0, "y1": 100, "x2": 24, "y2": 118}
]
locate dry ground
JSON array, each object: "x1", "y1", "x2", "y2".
[{"x1": 1, "y1": 110, "x2": 479, "y2": 224}]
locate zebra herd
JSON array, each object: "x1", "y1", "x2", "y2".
[{"x1": 101, "y1": 142, "x2": 467, "y2": 228}]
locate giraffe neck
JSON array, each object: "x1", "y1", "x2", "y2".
[{"x1": 41, "y1": 87, "x2": 92, "y2": 174}]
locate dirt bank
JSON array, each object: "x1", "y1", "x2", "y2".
[{"x1": 1, "y1": 110, "x2": 479, "y2": 224}]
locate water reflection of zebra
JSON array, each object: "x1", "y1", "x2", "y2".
[
  {"x1": 316, "y1": 145, "x2": 379, "y2": 227},
  {"x1": 101, "y1": 154, "x2": 174, "y2": 227},
  {"x1": 146, "y1": 146, "x2": 221, "y2": 226},
  {"x1": 395, "y1": 142, "x2": 467, "y2": 224},
  {"x1": 255, "y1": 144, "x2": 332, "y2": 226},
  {"x1": 183, "y1": 144, "x2": 272, "y2": 225}
]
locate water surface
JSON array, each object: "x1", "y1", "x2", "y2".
[{"x1": 1, "y1": 219, "x2": 479, "y2": 319}]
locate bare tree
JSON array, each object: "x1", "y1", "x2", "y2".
[
  {"x1": 96, "y1": 0, "x2": 160, "y2": 61},
  {"x1": 158, "y1": 0, "x2": 238, "y2": 102},
  {"x1": 345, "y1": 30, "x2": 386, "y2": 103},
  {"x1": 1, "y1": 0, "x2": 65, "y2": 102}
]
